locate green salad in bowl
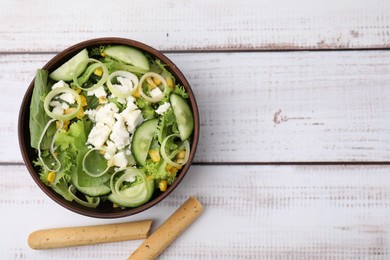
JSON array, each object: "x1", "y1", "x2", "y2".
[{"x1": 19, "y1": 38, "x2": 199, "y2": 218}]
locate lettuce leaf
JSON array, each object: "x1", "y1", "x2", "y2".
[
  {"x1": 55, "y1": 119, "x2": 92, "y2": 153},
  {"x1": 29, "y1": 69, "x2": 56, "y2": 149},
  {"x1": 144, "y1": 159, "x2": 176, "y2": 185},
  {"x1": 157, "y1": 107, "x2": 179, "y2": 144},
  {"x1": 136, "y1": 98, "x2": 156, "y2": 119}
]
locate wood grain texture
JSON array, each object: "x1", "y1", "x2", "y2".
[
  {"x1": 0, "y1": 0, "x2": 390, "y2": 52},
  {"x1": 2, "y1": 51, "x2": 390, "y2": 163},
  {"x1": 1, "y1": 164, "x2": 390, "y2": 259}
]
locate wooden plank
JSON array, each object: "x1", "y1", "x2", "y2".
[
  {"x1": 3, "y1": 51, "x2": 390, "y2": 163},
  {"x1": 2, "y1": 164, "x2": 390, "y2": 259},
  {"x1": 1, "y1": 0, "x2": 390, "y2": 52}
]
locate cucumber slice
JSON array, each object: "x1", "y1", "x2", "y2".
[
  {"x1": 49, "y1": 49, "x2": 89, "y2": 81},
  {"x1": 107, "y1": 179, "x2": 154, "y2": 208},
  {"x1": 70, "y1": 168, "x2": 110, "y2": 197},
  {"x1": 108, "y1": 170, "x2": 154, "y2": 207},
  {"x1": 170, "y1": 93, "x2": 194, "y2": 140},
  {"x1": 131, "y1": 118, "x2": 159, "y2": 166},
  {"x1": 103, "y1": 45, "x2": 150, "y2": 71}
]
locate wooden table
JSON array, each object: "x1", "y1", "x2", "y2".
[{"x1": 1, "y1": 0, "x2": 390, "y2": 258}]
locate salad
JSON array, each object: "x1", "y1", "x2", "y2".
[{"x1": 29, "y1": 45, "x2": 194, "y2": 209}]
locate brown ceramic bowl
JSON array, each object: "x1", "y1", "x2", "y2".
[{"x1": 18, "y1": 37, "x2": 199, "y2": 218}]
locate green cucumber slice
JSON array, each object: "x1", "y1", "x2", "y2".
[
  {"x1": 108, "y1": 170, "x2": 154, "y2": 207},
  {"x1": 49, "y1": 49, "x2": 89, "y2": 81},
  {"x1": 70, "y1": 168, "x2": 110, "y2": 197},
  {"x1": 131, "y1": 118, "x2": 159, "y2": 166},
  {"x1": 170, "y1": 93, "x2": 194, "y2": 140},
  {"x1": 103, "y1": 45, "x2": 150, "y2": 71}
]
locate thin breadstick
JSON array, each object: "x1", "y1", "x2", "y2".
[
  {"x1": 28, "y1": 220, "x2": 152, "y2": 250},
  {"x1": 128, "y1": 196, "x2": 203, "y2": 260}
]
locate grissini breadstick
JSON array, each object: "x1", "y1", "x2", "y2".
[
  {"x1": 28, "y1": 220, "x2": 152, "y2": 250},
  {"x1": 128, "y1": 196, "x2": 203, "y2": 260}
]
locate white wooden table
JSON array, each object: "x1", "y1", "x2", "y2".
[{"x1": 1, "y1": 0, "x2": 390, "y2": 259}]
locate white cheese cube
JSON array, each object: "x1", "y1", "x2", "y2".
[
  {"x1": 52, "y1": 80, "x2": 69, "y2": 89},
  {"x1": 59, "y1": 92, "x2": 75, "y2": 104},
  {"x1": 95, "y1": 103, "x2": 119, "y2": 127},
  {"x1": 150, "y1": 87, "x2": 164, "y2": 99},
  {"x1": 110, "y1": 114, "x2": 130, "y2": 150},
  {"x1": 156, "y1": 102, "x2": 171, "y2": 115},
  {"x1": 84, "y1": 109, "x2": 96, "y2": 122},
  {"x1": 52, "y1": 106, "x2": 64, "y2": 115},
  {"x1": 87, "y1": 86, "x2": 107, "y2": 98},
  {"x1": 121, "y1": 108, "x2": 143, "y2": 133},
  {"x1": 103, "y1": 140, "x2": 117, "y2": 160},
  {"x1": 113, "y1": 152, "x2": 128, "y2": 169},
  {"x1": 87, "y1": 122, "x2": 111, "y2": 148}
]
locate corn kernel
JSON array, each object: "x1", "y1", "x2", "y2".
[
  {"x1": 166, "y1": 77, "x2": 174, "y2": 89},
  {"x1": 166, "y1": 163, "x2": 173, "y2": 171},
  {"x1": 177, "y1": 150, "x2": 186, "y2": 159},
  {"x1": 47, "y1": 171, "x2": 56, "y2": 184},
  {"x1": 158, "y1": 180, "x2": 168, "y2": 192},
  {"x1": 146, "y1": 77, "x2": 157, "y2": 89},
  {"x1": 147, "y1": 175, "x2": 154, "y2": 181},
  {"x1": 100, "y1": 52, "x2": 107, "y2": 57},
  {"x1": 79, "y1": 95, "x2": 87, "y2": 107},
  {"x1": 55, "y1": 120, "x2": 62, "y2": 129},
  {"x1": 64, "y1": 107, "x2": 75, "y2": 115},
  {"x1": 107, "y1": 159, "x2": 114, "y2": 167},
  {"x1": 149, "y1": 149, "x2": 161, "y2": 162},
  {"x1": 132, "y1": 86, "x2": 141, "y2": 98},
  {"x1": 168, "y1": 166, "x2": 179, "y2": 175},
  {"x1": 152, "y1": 77, "x2": 161, "y2": 86},
  {"x1": 94, "y1": 67, "x2": 103, "y2": 77},
  {"x1": 76, "y1": 106, "x2": 85, "y2": 119},
  {"x1": 57, "y1": 120, "x2": 70, "y2": 131},
  {"x1": 75, "y1": 88, "x2": 82, "y2": 94},
  {"x1": 99, "y1": 96, "x2": 108, "y2": 104}
]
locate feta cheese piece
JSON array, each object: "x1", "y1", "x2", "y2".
[
  {"x1": 84, "y1": 109, "x2": 96, "y2": 122},
  {"x1": 110, "y1": 114, "x2": 130, "y2": 150},
  {"x1": 87, "y1": 122, "x2": 111, "y2": 147},
  {"x1": 121, "y1": 108, "x2": 143, "y2": 133},
  {"x1": 52, "y1": 80, "x2": 69, "y2": 89},
  {"x1": 111, "y1": 76, "x2": 136, "y2": 98},
  {"x1": 49, "y1": 100, "x2": 62, "y2": 107},
  {"x1": 103, "y1": 140, "x2": 117, "y2": 160},
  {"x1": 126, "y1": 97, "x2": 138, "y2": 111},
  {"x1": 49, "y1": 100, "x2": 64, "y2": 115},
  {"x1": 156, "y1": 102, "x2": 171, "y2": 115},
  {"x1": 59, "y1": 92, "x2": 75, "y2": 104},
  {"x1": 52, "y1": 106, "x2": 64, "y2": 115},
  {"x1": 87, "y1": 86, "x2": 107, "y2": 98},
  {"x1": 113, "y1": 152, "x2": 128, "y2": 169},
  {"x1": 61, "y1": 102, "x2": 69, "y2": 110},
  {"x1": 95, "y1": 103, "x2": 119, "y2": 127},
  {"x1": 150, "y1": 87, "x2": 164, "y2": 99}
]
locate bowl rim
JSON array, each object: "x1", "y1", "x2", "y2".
[{"x1": 18, "y1": 37, "x2": 199, "y2": 218}]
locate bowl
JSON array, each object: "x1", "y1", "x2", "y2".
[{"x1": 18, "y1": 37, "x2": 199, "y2": 218}]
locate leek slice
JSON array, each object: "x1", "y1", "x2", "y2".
[
  {"x1": 107, "y1": 70, "x2": 138, "y2": 98},
  {"x1": 68, "y1": 185, "x2": 100, "y2": 208},
  {"x1": 72, "y1": 58, "x2": 109, "y2": 91},
  {"x1": 37, "y1": 119, "x2": 62, "y2": 172},
  {"x1": 160, "y1": 134, "x2": 190, "y2": 168},
  {"x1": 109, "y1": 168, "x2": 153, "y2": 207},
  {"x1": 82, "y1": 148, "x2": 111, "y2": 177},
  {"x1": 43, "y1": 87, "x2": 82, "y2": 120},
  {"x1": 138, "y1": 72, "x2": 168, "y2": 103}
]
